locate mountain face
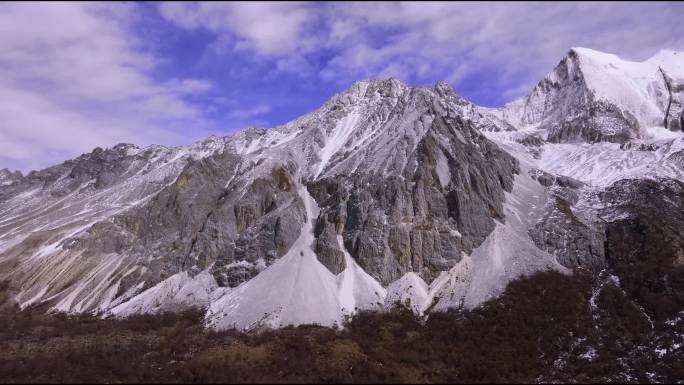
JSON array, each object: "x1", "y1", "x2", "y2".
[
  {"x1": 1, "y1": 48, "x2": 683, "y2": 331},
  {"x1": 501, "y1": 47, "x2": 684, "y2": 143}
]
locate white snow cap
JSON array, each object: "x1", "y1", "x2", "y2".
[{"x1": 571, "y1": 46, "x2": 684, "y2": 128}]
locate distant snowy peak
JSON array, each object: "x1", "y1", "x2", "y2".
[
  {"x1": 572, "y1": 47, "x2": 682, "y2": 125},
  {"x1": 504, "y1": 47, "x2": 684, "y2": 144}
]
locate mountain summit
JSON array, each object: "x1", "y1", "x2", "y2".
[{"x1": 501, "y1": 47, "x2": 684, "y2": 143}]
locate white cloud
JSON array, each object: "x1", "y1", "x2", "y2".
[
  {"x1": 0, "y1": 2, "x2": 213, "y2": 172},
  {"x1": 159, "y1": 2, "x2": 684, "y2": 103},
  {"x1": 226, "y1": 104, "x2": 271, "y2": 122},
  {"x1": 158, "y1": 2, "x2": 319, "y2": 56},
  {"x1": 166, "y1": 78, "x2": 213, "y2": 94}
]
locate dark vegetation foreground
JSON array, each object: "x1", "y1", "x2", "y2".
[{"x1": 0, "y1": 270, "x2": 681, "y2": 384}]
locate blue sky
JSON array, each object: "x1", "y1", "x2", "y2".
[{"x1": 1, "y1": 2, "x2": 683, "y2": 172}]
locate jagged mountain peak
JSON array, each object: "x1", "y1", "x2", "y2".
[
  {"x1": 338, "y1": 77, "x2": 464, "y2": 104},
  {"x1": 332, "y1": 77, "x2": 409, "y2": 104},
  {"x1": 220, "y1": 76, "x2": 513, "y2": 180},
  {"x1": 434, "y1": 80, "x2": 459, "y2": 96},
  {"x1": 502, "y1": 46, "x2": 684, "y2": 143},
  {"x1": 353, "y1": 76, "x2": 407, "y2": 89}
]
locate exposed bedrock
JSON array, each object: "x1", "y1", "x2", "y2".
[
  {"x1": 528, "y1": 169, "x2": 606, "y2": 271},
  {"x1": 71, "y1": 150, "x2": 308, "y2": 292},
  {"x1": 518, "y1": 49, "x2": 641, "y2": 144},
  {"x1": 309, "y1": 115, "x2": 519, "y2": 285}
]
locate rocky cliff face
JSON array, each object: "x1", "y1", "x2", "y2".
[
  {"x1": 660, "y1": 69, "x2": 684, "y2": 131},
  {"x1": 309, "y1": 112, "x2": 518, "y2": 285},
  {"x1": 527, "y1": 168, "x2": 607, "y2": 271}
]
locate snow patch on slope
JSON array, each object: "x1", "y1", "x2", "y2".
[
  {"x1": 315, "y1": 110, "x2": 361, "y2": 178},
  {"x1": 540, "y1": 138, "x2": 684, "y2": 186},
  {"x1": 435, "y1": 149, "x2": 451, "y2": 188},
  {"x1": 384, "y1": 272, "x2": 429, "y2": 314},
  {"x1": 484, "y1": 125, "x2": 684, "y2": 186},
  {"x1": 423, "y1": 253, "x2": 473, "y2": 312},
  {"x1": 110, "y1": 270, "x2": 218, "y2": 317},
  {"x1": 572, "y1": 47, "x2": 684, "y2": 128},
  {"x1": 337, "y1": 235, "x2": 386, "y2": 314}
]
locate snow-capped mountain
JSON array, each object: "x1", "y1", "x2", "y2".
[
  {"x1": 500, "y1": 47, "x2": 684, "y2": 143},
  {"x1": 0, "y1": 47, "x2": 682, "y2": 331}
]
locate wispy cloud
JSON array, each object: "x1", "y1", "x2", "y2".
[
  {"x1": 158, "y1": 2, "x2": 321, "y2": 56},
  {"x1": 0, "y1": 2, "x2": 212, "y2": 172},
  {"x1": 226, "y1": 104, "x2": 271, "y2": 121},
  {"x1": 165, "y1": 78, "x2": 214, "y2": 94}
]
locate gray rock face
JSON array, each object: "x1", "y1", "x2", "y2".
[
  {"x1": 528, "y1": 169, "x2": 606, "y2": 271},
  {"x1": 307, "y1": 80, "x2": 517, "y2": 284},
  {"x1": 660, "y1": 69, "x2": 684, "y2": 132},
  {"x1": 73, "y1": 151, "x2": 307, "y2": 290},
  {"x1": 309, "y1": 108, "x2": 518, "y2": 285},
  {"x1": 530, "y1": 174, "x2": 684, "y2": 277},
  {"x1": 517, "y1": 134, "x2": 544, "y2": 147},
  {"x1": 545, "y1": 99, "x2": 639, "y2": 143},
  {"x1": 530, "y1": 196, "x2": 606, "y2": 272},
  {"x1": 667, "y1": 148, "x2": 684, "y2": 170}
]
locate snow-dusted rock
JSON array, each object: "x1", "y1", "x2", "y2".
[
  {"x1": 110, "y1": 270, "x2": 218, "y2": 317},
  {"x1": 500, "y1": 47, "x2": 684, "y2": 144}
]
